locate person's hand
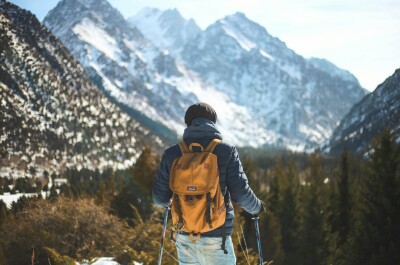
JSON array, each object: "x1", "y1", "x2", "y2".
[{"x1": 255, "y1": 200, "x2": 267, "y2": 217}]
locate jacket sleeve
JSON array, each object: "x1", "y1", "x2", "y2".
[
  {"x1": 225, "y1": 146, "x2": 261, "y2": 215},
  {"x1": 152, "y1": 152, "x2": 173, "y2": 208}
]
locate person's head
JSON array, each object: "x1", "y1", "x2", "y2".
[{"x1": 184, "y1": 102, "x2": 217, "y2": 127}]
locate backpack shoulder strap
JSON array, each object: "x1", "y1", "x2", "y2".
[
  {"x1": 178, "y1": 140, "x2": 190, "y2": 153},
  {"x1": 205, "y1": 139, "x2": 222, "y2": 153}
]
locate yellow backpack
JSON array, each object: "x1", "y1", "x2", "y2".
[{"x1": 170, "y1": 139, "x2": 226, "y2": 242}]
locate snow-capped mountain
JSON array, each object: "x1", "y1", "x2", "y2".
[
  {"x1": 43, "y1": 0, "x2": 192, "y2": 135},
  {"x1": 327, "y1": 68, "x2": 400, "y2": 154},
  {"x1": 44, "y1": 0, "x2": 367, "y2": 150},
  {"x1": 0, "y1": 1, "x2": 165, "y2": 177},
  {"x1": 128, "y1": 7, "x2": 201, "y2": 58},
  {"x1": 43, "y1": 0, "x2": 280, "y2": 147},
  {"x1": 179, "y1": 12, "x2": 368, "y2": 150},
  {"x1": 128, "y1": 8, "x2": 367, "y2": 150}
]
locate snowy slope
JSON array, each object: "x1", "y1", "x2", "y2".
[
  {"x1": 327, "y1": 68, "x2": 400, "y2": 154},
  {"x1": 79, "y1": 257, "x2": 142, "y2": 265},
  {"x1": 44, "y1": 1, "x2": 367, "y2": 150},
  {"x1": 127, "y1": 8, "x2": 367, "y2": 150},
  {"x1": 0, "y1": 1, "x2": 165, "y2": 177},
  {"x1": 128, "y1": 7, "x2": 201, "y2": 58},
  {"x1": 180, "y1": 12, "x2": 367, "y2": 150},
  {"x1": 43, "y1": 0, "x2": 279, "y2": 147},
  {"x1": 308, "y1": 58, "x2": 359, "y2": 83}
]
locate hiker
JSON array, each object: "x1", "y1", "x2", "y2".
[{"x1": 153, "y1": 102, "x2": 266, "y2": 265}]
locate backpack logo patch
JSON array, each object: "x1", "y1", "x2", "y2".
[{"x1": 187, "y1": 186, "x2": 197, "y2": 191}]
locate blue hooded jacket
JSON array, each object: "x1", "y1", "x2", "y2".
[{"x1": 152, "y1": 117, "x2": 262, "y2": 237}]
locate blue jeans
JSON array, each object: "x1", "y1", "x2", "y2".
[{"x1": 175, "y1": 234, "x2": 236, "y2": 265}]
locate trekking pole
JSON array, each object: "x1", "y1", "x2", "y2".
[
  {"x1": 252, "y1": 216, "x2": 264, "y2": 265},
  {"x1": 158, "y1": 206, "x2": 170, "y2": 265}
]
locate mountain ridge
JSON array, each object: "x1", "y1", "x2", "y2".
[
  {"x1": 179, "y1": 11, "x2": 367, "y2": 149},
  {"x1": 327, "y1": 68, "x2": 400, "y2": 154},
  {"x1": 128, "y1": 7, "x2": 201, "y2": 58},
  {"x1": 45, "y1": 1, "x2": 367, "y2": 151},
  {"x1": 44, "y1": 0, "x2": 281, "y2": 148}
]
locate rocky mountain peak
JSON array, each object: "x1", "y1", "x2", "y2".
[
  {"x1": 128, "y1": 7, "x2": 201, "y2": 56},
  {"x1": 180, "y1": 10, "x2": 367, "y2": 149},
  {"x1": 44, "y1": 0, "x2": 144, "y2": 43},
  {"x1": 42, "y1": 1, "x2": 368, "y2": 151}
]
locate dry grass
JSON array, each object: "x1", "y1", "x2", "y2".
[{"x1": 0, "y1": 197, "x2": 133, "y2": 265}]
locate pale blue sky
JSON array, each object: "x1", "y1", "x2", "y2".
[{"x1": 9, "y1": 0, "x2": 400, "y2": 91}]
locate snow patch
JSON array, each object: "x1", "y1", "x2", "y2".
[
  {"x1": 0, "y1": 192, "x2": 46, "y2": 208},
  {"x1": 79, "y1": 257, "x2": 142, "y2": 265},
  {"x1": 73, "y1": 18, "x2": 122, "y2": 61},
  {"x1": 221, "y1": 21, "x2": 257, "y2": 52},
  {"x1": 259, "y1": 49, "x2": 274, "y2": 61}
]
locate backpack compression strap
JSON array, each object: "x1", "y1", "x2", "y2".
[{"x1": 173, "y1": 193, "x2": 185, "y2": 231}]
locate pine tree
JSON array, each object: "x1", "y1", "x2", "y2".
[
  {"x1": 345, "y1": 130, "x2": 400, "y2": 265},
  {"x1": 237, "y1": 156, "x2": 283, "y2": 263},
  {"x1": 131, "y1": 146, "x2": 158, "y2": 194},
  {"x1": 278, "y1": 160, "x2": 300, "y2": 265},
  {"x1": 96, "y1": 180, "x2": 108, "y2": 205},
  {"x1": 259, "y1": 209, "x2": 283, "y2": 265},
  {"x1": 96, "y1": 173, "x2": 116, "y2": 205},
  {"x1": 49, "y1": 182, "x2": 58, "y2": 201},
  {"x1": 14, "y1": 178, "x2": 26, "y2": 193},
  {"x1": 327, "y1": 149, "x2": 352, "y2": 264},
  {"x1": 298, "y1": 153, "x2": 328, "y2": 265},
  {"x1": 0, "y1": 200, "x2": 8, "y2": 227},
  {"x1": 111, "y1": 185, "x2": 149, "y2": 226},
  {"x1": 336, "y1": 150, "x2": 351, "y2": 244},
  {"x1": 110, "y1": 147, "x2": 158, "y2": 223},
  {"x1": 34, "y1": 178, "x2": 42, "y2": 193},
  {"x1": 105, "y1": 172, "x2": 116, "y2": 196},
  {"x1": 268, "y1": 160, "x2": 284, "y2": 214},
  {"x1": 59, "y1": 183, "x2": 73, "y2": 198},
  {"x1": 29, "y1": 166, "x2": 36, "y2": 178},
  {"x1": 2, "y1": 182, "x2": 10, "y2": 193}
]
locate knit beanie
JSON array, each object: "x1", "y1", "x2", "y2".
[{"x1": 184, "y1": 102, "x2": 217, "y2": 126}]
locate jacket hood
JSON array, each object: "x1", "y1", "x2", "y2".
[{"x1": 183, "y1": 117, "x2": 222, "y2": 141}]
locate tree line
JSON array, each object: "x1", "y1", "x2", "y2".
[
  {"x1": 245, "y1": 130, "x2": 400, "y2": 265},
  {"x1": 0, "y1": 130, "x2": 399, "y2": 264}
]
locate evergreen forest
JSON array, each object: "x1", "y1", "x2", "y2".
[{"x1": 0, "y1": 130, "x2": 399, "y2": 265}]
